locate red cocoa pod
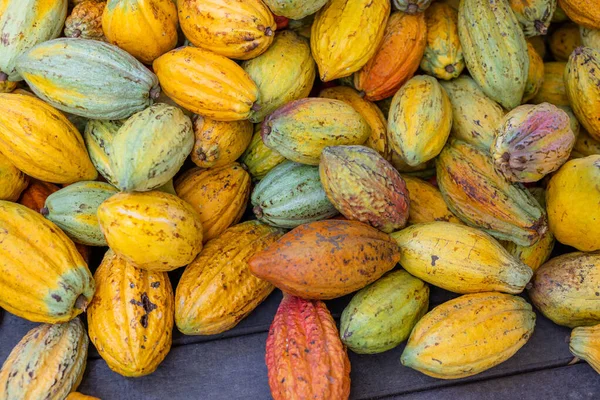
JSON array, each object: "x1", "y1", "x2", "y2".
[
  {"x1": 248, "y1": 220, "x2": 401, "y2": 299},
  {"x1": 266, "y1": 294, "x2": 351, "y2": 400}
]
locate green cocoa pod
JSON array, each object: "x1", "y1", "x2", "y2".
[
  {"x1": 42, "y1": 181, "x2": 118, "y2": 246},
  {"x1": 83, "y1": 119, "x2": 123, "y2": 186},
  {"x1": 437, "y1": 140, "x2": 548, "y2": 246},
  {"x1": 393, "y1": 0, "x2": 433, "y2": 14},
  {"x1": 458, "y1": 0, "x2": 529, "y2": 110},
  {"x1": 262, "y1": 0, "x2": 327, "y2": 26},
  {"x1": 251, "y1": 161, "x2": 338, "y2": 228},
  {"x1": 16, "y1": 38, "x2": 160, "y2": 119},
  {"x1": 240, "y1": 125, "x2": 286, "y2": 181},
  {"x1": 261, "y1": 98, "x2": 371, "y2": 165},
  {"x1": 110, "y1": 104, "x2": 194, "y2": 192},
  {"x1": 243, "y1": 31, "x2": 315, "y2": 123},
  {"x1": 340, "y1": 270, "x2": 429, "y2": 354},
  {"x1": 440, "y1": 76, "x2": 505, "y2": 152},
  {"x1": 0, "y1": 0, "x2": 67, "y2": 81},
  {"x1": 508, "y1": 0, "x2": 556, "y2": 37}
]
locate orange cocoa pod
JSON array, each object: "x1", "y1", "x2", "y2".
[{"x1": 266, "y1": 294, "x2": 351, "y2": 400}]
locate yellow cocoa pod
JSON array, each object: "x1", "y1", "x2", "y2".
[
  {"x1": 320, "y1": 86, "x2": 392, "y2": 161},
  {"x1": 97, "y1": 191, "x2": 204, "y2": 271},
  {"x1": 0, "y1": 201, "x2": 95, "y2": 323},
  {"x1": 175, "y1": 221, "x2": 284, "y2": 335},
  {"x1": 546, "y1": 155, "x2": 600, "y2": 251},
  {"x1": 66, "y1": 393, "x2": 100, "y2": 400},
  {"x1": 102, "y1": 0, "x2": 178, "y2": 64},
  {"x1": 240, "y1": 125, "x2": 286, "y2": 180},
  {"x1": 565, "y1": 47, "x2": 600, "y2": 141},
  {"x1": 549, "y1": 23, "x2": 582, "y2": 61},
  {"x1": 571, "y1": 128, "x2": 600, "y2": 158},
  {"x1": 175, "y1": 164, "x2": 251, "y2": 242},
  {"x1": 0, "y1": 93, "x2": 97, "y2": 184},
  {"x1": 388, "y1": 75, "x2": 453, "y2": 166},
  {"x1": 421, "y1": 3, "x2": 464, "y2": 80},
  {"x1": 391, "y1": 222, "x2": 533, "y2": 294},
  {"x1": 532, "y1": 61, "x2": 569, "y2": 106},
  {"x1": 401, "y1": 292, "x2": 536, "y2": 379},
  {"x1": 153, "y1": 47, "x2": 258, "y2": 121},
  {"x1": 0, "y1": 151, "x2": 28, "y2": 201},
  {"x1": 178, "y1": 0, "x2": 275, "y2": 60},
  {"x1": 527, "y1": 36, "x2": 547, "y2": 59},
  {"x1": 558, "y1": 0, "x2": 600, "y2": 29},
  {"x1": 191, "y1": 116, "x2": 253, "y2": 169},
  {"x1": 0, "y1": 80, "x2": 17, "y2": 93},
  {"x1": 570, "y1": 324, "x2": 600, "y2": 374},
  {"x1": 523, "y1": 41, "x2": 544, "y2": 103},
  {"x1": 311, "y1": 0, "x2": 390, "y2": 81},
  {"x1": 402, "y1": 176, "x2": 461, "y2": 225},
  {"x1": 581, "y1": 26, "x2": 600, "y2": 50},
  {"x1": 529, "y1": 251, "x2": 600, "y2": 327},
  {"x1": 87, "y1": 250, "x2": 173, "y2": 377}
]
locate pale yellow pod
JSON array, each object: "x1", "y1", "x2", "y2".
[
  {"x1": 570, "y1": 324, "x2": 600, "y2": 374},
  {"x1": 97, "y1": 191, "x2": 204, "y2": 271},
  {"x1": 0, "y1": 151, "x2": 29, "y2": 201},
  {"x1": 581, "y1": 26, "x2": 600, "y2": 50},
  {"x1": 391, "y1": 222, "x2": 533, "y2": 294},
  {"x1": 388, "y1": 75, "x2": 453, "y2": 166},
  {"x1": 402, "y1": 176, "x2": 461, "y2": 225}
]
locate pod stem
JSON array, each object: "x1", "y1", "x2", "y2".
[
  {"x1": 253, "y1": 205, "x2": 263, "y2": 219},
  {"x1": 40, "y1": 207, "x2": 49, "y2": 216},
  {"x1": 445, "y1": 64, "x2": 455, "y2": 74},
  {"x1": 150, "y1": 86, "x2": 161, "y2": 100},
  {"x1": 75, "y1": 294, "x2": 89, "y2": 311},
  {"x1": 534, "y1": 20, "x2": 547, "y2": 35},
  {"x1": 406, "y1": 3, "x2": 418, "y2": 14},
  {"x1": 0, "y1": 72, "x2": 7, "y2": 82}
]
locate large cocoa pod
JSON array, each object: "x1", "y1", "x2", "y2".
[
  {"x1": 97, "y1": 191, "x2": 204, "y2": 271},
  {"x1": 546, "y1": 155, "x2": 600, "y2": 251},
  {"x1": 0, "y1": 319, "x2": 88, "y2": 399},
  {"x1": 248, "y1": 220, "x2": 401, "y2": 299},
  {"x1": 0, "y1": 201, "x2": 95, "y2": 323},
  {"x1": 565, "y1": 47, "x2": 600, "y2": 141},
  {"x1": 153, "y1": 46, "x2": 258, "y2": 121},
  {"x1": 102, "y1": 0, "x2": 178, "y2": 64},
  {"x1": 0, "y1": 151, "x2": 28, "y2": 202},
  {"x1": 319, "y1": 145, "x2": 410, "y2": 233},
  {"x1": 570, "y1": 324, "x2": 600, "y2": 374},
  {"x1": 440, "y1": 76, "x2": 504, "y2": 152},
  {"x1": 64, "y1": 0, "x2": 106, "y2": 41},
  {"x1": 266, "y1": 295, "x2": 351, "y2": 400},
  {"x1": 340, "y1": 270, "x2": 429, "y2": 354},
  {"x1": 458, "y1": 0, "x2": 529, "y2": 109},
  {"x1": 42, "y1": 181, "x2": 118, "y2": 246},
  {"x1": 310, "y1": 0, "x2": 390, "y2": 81},
  {"x1": 87, "y1": 250, "x2": 174, "y2": 377},
  {"x1": 240, "y1": 125, "x2": 286, "y2": 180},
  {"x1": 191, "y1": 116, "x2": 253, "y2": 169},
  {"x1": 251, "y1": 161, "x2": 337, "y2": 229},
  {"x1": 437, "y1": 140, "x2": 548, "y2": 246},
  {"x1": 532, "y1": 61, "x2": 569, "y2": 106},
  {"x1": 243, "y1": 31, "x2": 315, "y2": 123},
  {"x1": 320, "y1": 86, "x2": 391, "y2": 161},
  {"x1": 558, "y1": 0, "x2": 600, "y2": 29},
  {"x1": 83, "y1": 119, "x2": 122, "y2": 186},
  {"x1": 529, "y1": 251, "x2": 600, "y2": 327},
  {"x1": 261, "y1": 98, "x2": 371, "y2": 165},
  {"x1": 421, "y1": 3, "x2": 464, "y2": 80},
  {"x1": 0, "y1": 0, "x2": 67, "y2": 81},
  {"x1": 0, "y1": 93, "x2": 97, "y2": 184},
  {"x1": 16, "y1": 38, "x2": 160, "y2": 119},
  {"x1": 178, "y1": 0, "x2": 275, "y2": 60},
  {"x1": 509, "y1": 0, "x2": 556, "y2": 36},
  {"x1": 175, "y1": 221, "x2": 284, "y2": 335},
  {"x1": 388, "y1": 75, "x2": 452, "y2": 166},
  {"x1": 491, "y1": 103, "x2": 575, "y2": 183},
  {"x1": 110, "y1": 104, "x2": 194, "y2": 191},
  {"x1": 354, "y1": 11, "x2": 427, "y2": 101},
  {"x1": 402, "y1": 175, "x2": 461, "y2": 225},
  {"x1": 401, "y1": 292, "x2": 536, "y2": 379},
  {"x1": 263, "y1": 0, "x2": 328, "y2": 19},
  {"x1": 175, "y1": 164, "x2": 251, "y2": 242},
  {"x1": 391, "y1": 222, "x2": 533, "y2": 294},
  {"x1": 523, "y1": 41, "x2": 545, "y2": 103}
]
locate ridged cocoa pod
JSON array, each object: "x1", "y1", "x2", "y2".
[
  {"x1": 581, "y1": 26, "x2": 600, "y2": 50},
  {"x1": 523, "y1": 41, "x2": 545, "y2": 103},
  {"x1": 266, "y1": 295, "x2": 351, "y2": 400},
  {"x1": 388, "y1": 75, "x2": 453, "y2": 166},
  {"x1": 549, "y1": 23, "x2": 582, "y2": 61},
  {"x1": 509, "y1": 0, "x2": 556, "y2": 36},
  {"x1": 437, "y1": 140, "x2": 548, "y2": 246},
  {"x1": 403, "y1": 175, "x2": 461, "y2": 225},
  {"x1": 261, "y1": 98, "x2": 371, "y2": 165},
  {"x1": 0, "y1": 319, "x2": 88, "y2": 399},
  {"x1": 492, "y1": 103, "x2": 575, "y2": 183},
  {"x1": 319, "y1": 145, "x2": 410, "y2": 233},
  {"x1": 440, "y1": 76, "x2": 504, "y2": 152},
  {"x1": 558, "y1": 0, "x2": 600, "y2": 29},
  {"x1": 529, "y1": 251, "x2": 600, "y2": 327},
  {"x1": 458, "y1": 0, "x2": 529, "y2": 109},
  {"x1": 64, "y1": 1, "x2": 106, "y2": 41},
  {"x1": 570, "y1": 324, "x2": 600, "y2": 374},
  {"x1": 532, "y1": 61, "x2": 569, "y2": 106},
  {"x1": 565, "y1": 47, "x2": 600, "y2": 141},
  {"x1": 393, "y1": 0, "x2": 433, "y2": 13},
  {"x1": 248, "y1": 220, "x2": 401, "y2": 299},
  {"x1": 263, "y1": 0, "x2": 328, "y2": 20},
  {"x1": 191, "y1": 116, "x2": 253, "y2": 169},
  {"x1": 240, "y1": 125, "x2": 286, "y2": 180}
]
